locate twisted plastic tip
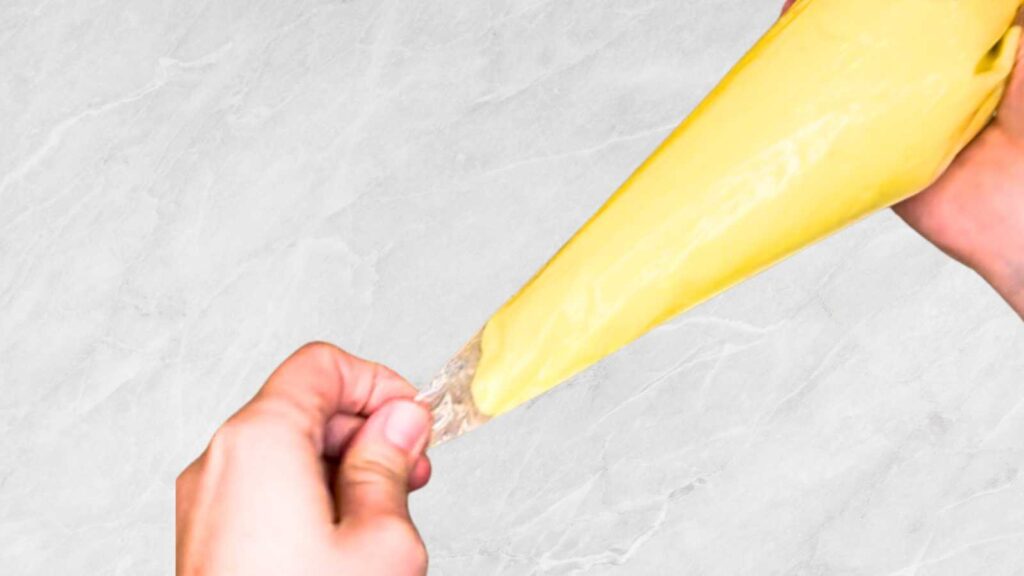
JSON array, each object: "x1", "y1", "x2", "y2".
[{"x1": 416, "y1": 331, "x2": 491, "y2": 446}]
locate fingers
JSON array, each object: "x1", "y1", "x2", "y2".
[
  {"x1": 243, "y1": 342, "x2": 418, "y2": 449},
  {"x1": 323, "y1": 412, "x2": 365, "y2": 459},
  {"x1": 332, "y1": 401, "x2": 433, "y2": 574},
  {"x1": 780, "y1": 0, "x2": 797, "y2": 16},
  {"x1": 410, "y1": 456, "x2": 433, "y2": 491},
  {"x1": 323, "y1": 411, "x2": 433, "y2": 491},
  {"x1": 335, "y1": 399, "x2": 432, "y2": 526}
]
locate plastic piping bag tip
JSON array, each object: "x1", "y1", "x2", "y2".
[{"x1": 417, "y1": 331, "x2": 491, "y2": 446}]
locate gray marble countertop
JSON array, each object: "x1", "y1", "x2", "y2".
[{"x1": 2, "y1": 1, "x2": 1022, "y2": 574}]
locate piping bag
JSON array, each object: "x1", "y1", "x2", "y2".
[{"x1": 418, "y1": 0, "x2": 1024, "y2": 446}]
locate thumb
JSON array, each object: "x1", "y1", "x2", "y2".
[{"x1": 335, "y1": 399, "x2": 432, "y2": 525}]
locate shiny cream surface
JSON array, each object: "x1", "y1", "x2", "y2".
[{"x1": 471, "y1": 0, "x2": 1023, "y2": 416}]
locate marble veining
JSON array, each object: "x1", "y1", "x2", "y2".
[{"x1": 1, "y1": 1, "x2": 1021, "y2": 574}]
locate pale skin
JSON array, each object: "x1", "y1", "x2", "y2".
[
  {"x1": 177, "y1": 7, "x2": 1024, "y2": 576},
  {"x1": 177, "y1": 343, "x2": 435, "y2": 576}
]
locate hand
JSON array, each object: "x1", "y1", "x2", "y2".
[
  {"x1": 893, "y1": 16, "x2": 1024, "y2": 319},
  {"x1": 177, "y1": 342, "x2": 434, "y2": 576},
  {"x1": 782, "y1": 2, "x2": 1024, "y2": 318}
]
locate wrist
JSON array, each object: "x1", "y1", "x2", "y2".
[
  {"x1": 968, "y1": 128, "x2": 1024, "y2": 317},
  {"x1": 975, "y1": 257, "x2": 1024, "y2": 319}
]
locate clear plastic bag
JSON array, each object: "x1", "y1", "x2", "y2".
[{"x1": 417, "y1": 333, "x2": 488, "y2": 446}]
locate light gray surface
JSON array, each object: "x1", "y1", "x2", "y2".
[{"x1": 1, "y1": 1, "x2": 1022, "y2": 574}]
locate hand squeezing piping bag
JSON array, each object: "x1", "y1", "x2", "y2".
[{"x1": 418, "y1": 0, "x2": 1024, "y2": 445}]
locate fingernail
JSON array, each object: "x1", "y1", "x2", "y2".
[{"x1": 383, "y1": 401, "x2": 431, "y2": 456}]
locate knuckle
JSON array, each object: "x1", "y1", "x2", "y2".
[
  {"x1": 207, "y1": 418, "x2": 261, "y2": 459},
  {"x1": 208, "y1": 421, "x2": 241, "y2": 453},
  {"x1": 176, "y1": 463, "x2": 196, "y2": 490},
  {"x1": 285, "y1": 341, "x2": 350, "y2": 379},
  {"x1": 296, "y1": 341, "x2": 341, "y2": 362}
]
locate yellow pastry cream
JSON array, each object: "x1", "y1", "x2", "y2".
[{"x1": 432, "y1": 0, "x2": 1023, "y2": 426}]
